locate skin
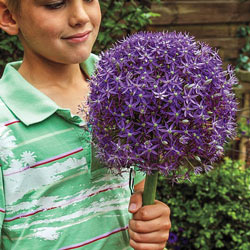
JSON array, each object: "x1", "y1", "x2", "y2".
[
  {"x1": 0, "y1": 0, "x2": 102, "y2": 114},
  {"x1": 0, "y1": 0, "x2": 171, "y2": 249},
  {"x1": 131, "y1": 180, "x2": 171, "y2": 250}
]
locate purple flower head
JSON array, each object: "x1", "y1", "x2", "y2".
[{"x1": 88, "y1": 31, "x2": 238, "y2": 179}]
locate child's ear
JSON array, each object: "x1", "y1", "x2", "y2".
[{"x1": 0, "y1": 0, "x2": 19, "y2": 35}]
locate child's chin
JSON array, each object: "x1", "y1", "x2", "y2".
[{"x1": 70, "y1": 54, "x2": 91, "y2": 64}]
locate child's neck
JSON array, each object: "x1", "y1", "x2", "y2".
[
  {"x1": 18, "y1": 55, "x2": 89, "y2": 116},
  {"x1": 18, "y1": 56, "x2": 85, "y2": 90}
]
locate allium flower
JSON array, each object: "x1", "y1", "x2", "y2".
[{"x1": 88, "y1": 31, "x2": 237, "y2": 181}]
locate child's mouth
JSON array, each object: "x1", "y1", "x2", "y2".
[{"x1": 62, "y1": 31, "x2": 91, "y2": 43}]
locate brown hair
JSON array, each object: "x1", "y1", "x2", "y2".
[{"x1": 6, "y1": 0, "x2": 20, "y2": 13}]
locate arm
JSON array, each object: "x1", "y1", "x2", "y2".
[{"x1": 128, "y1": 179, "x2": 171, "y2": 250}]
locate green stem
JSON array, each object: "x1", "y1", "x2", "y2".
[
  {"x1": 142, "y1": 171, "x2": 159, "y2": 206},
  {"x1": 142, "y1": 172, "x2": 167, "y2": 250}
]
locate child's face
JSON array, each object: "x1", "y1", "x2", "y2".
[{"x1": 15, "y1": 0, "x2": 101, "y2": 64}]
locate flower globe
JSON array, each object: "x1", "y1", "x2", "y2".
[{"x1": 88, "y1": 31, "x2": 238, "y2": 205}]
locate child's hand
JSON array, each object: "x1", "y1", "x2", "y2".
[{"x1": 128, "y1": 191, "x2": 171, "y2": 250}]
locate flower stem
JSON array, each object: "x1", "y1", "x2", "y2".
[{"x1": 142, "y1": 171, "x2": 159, "y2": 206}]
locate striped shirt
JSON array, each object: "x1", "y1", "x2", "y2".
[{"x1": 0, "y1": 54, "x2": 145, "y2": 250}]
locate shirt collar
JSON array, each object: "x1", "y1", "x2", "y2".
[{"x1": 0, "y1": 54, "x2": 98, "y2": 126}]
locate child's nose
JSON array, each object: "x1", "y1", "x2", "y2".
[{"x1": 69, "y1": 1, "x2": 90, "y2": 27}]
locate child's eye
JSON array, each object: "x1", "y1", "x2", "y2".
[{"x1": 45, "y1": 0, "x2": 66, "y2": 9}]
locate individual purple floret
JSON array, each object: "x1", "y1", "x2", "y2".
[{"x1": 88, "y1": 31, "x2": 238, "y2": 180}]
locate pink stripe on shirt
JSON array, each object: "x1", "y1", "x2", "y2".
[
  {"x1": 0, "y1": 208, "x2": 5, "y2": 213},
  {"x1": 4, "y1": 182, "x2": 129, "y2": 222},
  {"x1": 4, "y1": 147, "x2": 84, "y2": 176},
  {"x1": 58, "y1": 225, "x2": 129, "y2": 250},
  {"x1": 1, "y1": 119, "x2": 20, "y2": 126}
]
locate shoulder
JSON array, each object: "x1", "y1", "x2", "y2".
[
  {"x1": 0, "y1": 97, "x2": 17, "y2": 150},
  {"x1": 0, "y1": 98, "x2": 17, "y2": 167},
  {"x1": 80, "y1": 53, "x2": 100, "y2": 77},
  {"x1": 86, "y1": 53, "x2": 100, "y2": 63},
  {"x1": 0, "y1": 97, "x2": 17, "y2": 125},
  {"x1": 0, "y1": 61, "x2": 22, "y2": 124}
]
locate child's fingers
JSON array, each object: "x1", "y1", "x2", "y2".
[
  {"x1": 129, "y1": 238, "x2": 167, "y2": 250},
  {"x1": 132, "y1": 200, "x2": 170, "y2": 221},
  {"x1": 128, "y1": 191, "x2": 143, "y2": 213},
  {"x1": 128, "y1": 227, "x2": 169, "y2": 244},
  {"x1": 129, "y1": 216, "x2": 171, "y2": 234}
]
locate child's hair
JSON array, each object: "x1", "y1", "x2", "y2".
[{"x1": 6, "y1": 0, "x2": 20, "y2": 13}]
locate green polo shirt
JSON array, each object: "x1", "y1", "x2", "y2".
[{"x1": 0, "y1": 54, "x2": 145, "y2": 250}]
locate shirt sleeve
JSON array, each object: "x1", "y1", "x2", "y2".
[{"x1": 134, "y1": 167, "x2": 145, "y2": 185}]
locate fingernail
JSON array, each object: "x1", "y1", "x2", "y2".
[{"x1": 129, "y1": 203, "x2": 137, "y2": 211}]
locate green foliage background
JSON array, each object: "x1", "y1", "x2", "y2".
[
  {"x1": 236, "y1": 24, "x2": 250, "y2": 71},
  {"x1": 0, "y1": 30, "x2": 23, "y2": 76},
  {"x1": 0, "y1": 0, "x2": 161, "y2": 76},
  {"x1": 157, "y1": 158, "x2": 250, "y2": 250},
  {"x1": 94, "y1": 0, "x2": 160, "y2": 54}
]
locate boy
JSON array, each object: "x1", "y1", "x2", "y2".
[{"x1": 0, "y1": 0, "x2": 171, "y2": 249}]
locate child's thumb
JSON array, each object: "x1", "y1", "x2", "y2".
[{"x1": 128, "y1": 191, "x2": 143, "y2": 213}]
